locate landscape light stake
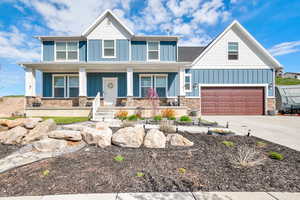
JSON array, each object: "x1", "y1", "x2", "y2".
[
  {"x1": 226, "y1": 122, "x2": 229, "y2": 128},
  {"x1": 176, "y1": 127, "x2": 178, "y2": 133},
  {"x1": 247, "y1": 129, "x2": 251, "y2": 137}
]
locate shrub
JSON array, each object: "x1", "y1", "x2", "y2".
[
  {"x1": 168, "y1": 116, "x2": 176, "y2": 120},
  {"x1": 153, "y1": 115, "x2": 162, "y2": 121},
  {"x1": 230, "y1": 145, "x2": 266, "y2": 168},
  {"x1": 222, "y1": 141, "x2": 234, "y2": 147},
  {"x1": 136, "y1": 172, "x2": 145, "y2": 177},
  {"x1": 42, "y1": 169, "x2": 50, "y2": 176},
  {"x1": 160, "y1": 119, "x2": 176, "y2": 133},
  {"x1": 179, "y1": 115, "x2": 192, "y2": 122},
  {"x1": 178, "y1": 168, "x2": 186, "y2": 174},
  {"x1": 161, "y1": 108, "x2": 176, "y2": 119},
  {"x1": 114, "y1": 155, "x2": 124, "y2": 162},
  {"x1": 268, "y1": 152, "x2": 284, "y2": 160},
  {"x1": 115, "y1": 110, "x2": 128, "y2": 120},
  {"x1": 127, "y1": 114, "x2": 138, "y2": 121},
  {"x1": 256, "y1": 141, "x2": 267, "y2": 148}
]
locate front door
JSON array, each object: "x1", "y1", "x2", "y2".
[{"x1": 103, "y1": 78, "x2": 118, "y2": 106}]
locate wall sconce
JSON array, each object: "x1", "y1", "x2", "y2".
[
  {"x1": 193, "y1": 83, "x2": 198, "y2": 89},
  {"x1": 268, "y1": 82, "x2": 273, "y2": 89}
]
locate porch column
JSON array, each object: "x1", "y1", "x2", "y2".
[
  {"x1": 179, "y1": 67, "x2": 186, "y2": 96},
  {"x1": 127, "y1": 67, "x2": 133, "y2": 96},
  {"x1": 79, "y1": 67, "x2": 87, "y2": 96},
  {"x1": 25, "y1": 68, "x2": 36, "y2": 96}
]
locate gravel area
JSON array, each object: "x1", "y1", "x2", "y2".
[{"x1": 0, "y1": 133, "x2": 299, "y2": 197}]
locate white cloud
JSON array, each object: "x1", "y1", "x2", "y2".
[
  {"x1": 269, "y1": 41, "x2": 300, "y2": 56},
  {"x1": 167, "y1": 0, "x2": 202, "y2": 17},
  {"x1": 179, "y1": 35, "x2": 212, "y2": 46}
]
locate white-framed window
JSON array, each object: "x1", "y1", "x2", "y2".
[
  {"x1": 55, "y1": 42, "x2": 78, "y2": 61},
  {"x1": 228, "y1": 42, "x2": 238, "y2": 60},
  {"x1": 52, "y1": 75, "x2": 79, "y2": 98},
  {"x1": 140, "y1": 74, "x2": 168, "y2": 97},
  {"x1": 147, "y1": 41, "x2": 160, "y2": 61},
  {"x1": 103, "y1": 40, "x2": 116, "y2": 58},
  {"x1": 184, "y1": 74, "x2": 192, "y2": 92}
]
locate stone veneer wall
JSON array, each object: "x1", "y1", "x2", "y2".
[{"x1": 267, "y1": 98, "x2": 276, "y2": 112}]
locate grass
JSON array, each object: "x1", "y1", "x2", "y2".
[
  {"x1": 276, "y1": 77, "x2": 300, "y2": 85},
  {"x1": 0, "y1": 116, "x2": 89, "y2": 125}
]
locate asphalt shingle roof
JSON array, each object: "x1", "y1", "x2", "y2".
[{"x1": 178, "y1": 46, "x2": 207, "y2": 62}]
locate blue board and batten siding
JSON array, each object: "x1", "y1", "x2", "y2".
[
  {"x1": 42, "y1": 41, "x2": 54, "y2": 61},
  {"x1": 131, "y1": 41, "x2": 147, "y2": 61},
  {"x1": 79, "y1": 41, "x2": 87, "y2": 62},
  {"x1": 87, "y1": 73, "x2": 127, "y2": 97},
  {"x1": 88, "y1": 40, "x2": 129, "y2": 61},
  {"x1": 186, "y1": 69, "x2": 274, "y2": 97}
]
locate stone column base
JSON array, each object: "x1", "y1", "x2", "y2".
[
  {"x1": 267, "y1": 98, "x2": 276, "y2": 114},
  {"x1": 79, "y1": 96, "x2": 88, "y2": 107},
  {"x1": 25, "y1": 96, "x2": 41, "y2": 107}
]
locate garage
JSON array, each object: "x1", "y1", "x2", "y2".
[{"x1": 201, "y1": 87, "x2": 265, "y2": 115}]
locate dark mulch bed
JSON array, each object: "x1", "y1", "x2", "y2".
[
  {"x1": 0, "y1": 144, "x2": 22, "y2": 159},
  {"x1": 0, "y1": 133, "x2": 299, "y2": 197}
]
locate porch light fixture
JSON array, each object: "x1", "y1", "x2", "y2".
[
  {"x1": 268, "y1": 82, "x2": 273, "y2": 89},
  {"x1": 193, "y1": 83, "x2": 198, "y2": 89}
]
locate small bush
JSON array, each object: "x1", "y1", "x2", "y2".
[
  {"x1": 168, "y1": 116, "x2": 176, "y2": 120},
  {"x1": 159, "y1": 119, "x2": 176, "y2": 133},
  {"x1": 256, "y1": 141, "x2": 267, "y2": 148},
  {"x1": 178, "y1": 168, "x2": 186, "y2": 174},
  {"x1": 115, "y1": 110, "x2": 128, "y2": 120},
  {"x1": 268, "y1": 152, "x2": 284, "y2": 160},
  {"x1": 161, "y1": 108, "x2": 176, "y2": 119},
  {"x1": 127, "y1": 114, "x2": 138, "y2": 121},
  {"x1": 230, "y1": 145, "x2": 266, "y2": 168},
  {"x1": 114, "y1": 155, "x2": 124, "y2": 162},
  {"x1": 153, "y1": 115, "x2": 162, "y2": 121},
  {"x1": 222, "y1": 141, "x2": 234, "y2": 147},
  {"x1": 136, "y1": 172, "x2": 144, "y2": 177},
  {"x1": 179, "y1": 115, "x2": 192, "y2": 122},
  {"x1": 42, "y1": 169, "x2": 50, "y2": 176}
]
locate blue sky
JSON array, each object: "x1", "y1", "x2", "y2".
[{"x1": 0, "y1": 0, "x2": 299, "y2": 96}]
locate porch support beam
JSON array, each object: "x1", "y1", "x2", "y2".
[
  {"x1": 25, "y1": 68, "x2": 36, "y2": 96},
  {"x1": 179, "y1": 67, "x2": 186, "y2": 96},
  {"x1": 127, "y1": 67, "x2": 133, "y2": 96},
  {"x1": 79, "y1": 67, "x2": 87, "y2": 96}
]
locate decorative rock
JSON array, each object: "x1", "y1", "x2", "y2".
[
  {"x1": 112, "y1": 127, "x2": 145, "y2": 148},
  {"x1": 159, "y1": 120, "x2": 176, "y2": 133},
  {"x1": 23, "y1": 118, "x2": 42, "y2": 129},
  {"x1": 0, "y1": 126, "x2": 28, "y2": 144},
  {"x1": 0, "y1": 118, "x2": 26, "y2": 129},
  {"x1": 33, "y1": 138, "x2": 68, "y2": 152},
  {"x1": 61, "y1": 124, "x2": 86, "y2": 131},
  {"x1": 81, "y1": 127, "x2": 112, "y2": 148},
  {"x1": 167, "y1": 134, "x2": 194, "y2": 147},
  {"x1": 144, "y1": 129, "x2": 166, "y2": 148},
  {"x1": 95, "y1": 122, "x2": 110, "y2": 130},
  {"x1": 22, "y1": 119, "x2": 57, "y2": 144},
  {"x1": 48, "y1": 130, "x2": 82, "y2": 141},
  {"x1": 0, "y1": 125, "x2": 8, "y2": 132}
]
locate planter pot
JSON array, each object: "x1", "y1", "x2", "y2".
[{"x1": 207, "y1": 130, "x2": 235, "y2": 136}]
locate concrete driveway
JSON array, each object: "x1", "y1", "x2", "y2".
[{"x1": 203, "y1": 116, "x2": 300, "y2": 151}]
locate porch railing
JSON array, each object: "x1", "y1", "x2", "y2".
[{"x1": 92, "y1": 92, "x2": 101, "y2": 121}]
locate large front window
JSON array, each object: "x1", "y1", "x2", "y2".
[
  {"x1": 140, "y1": 75, "x2": 167, "y2": 97},
  {"x1": 53, "y1": 75, "x2": 79, "y2": 98},
  {"x1": 56, "y1": 42, "x2": 78, "y2": 61},
  {"x1": 103, "y1": 40, "x2": 115, "y2": 57},
  {"x1": 148, "y1": 41, "x2": 159, "y2": 61}
]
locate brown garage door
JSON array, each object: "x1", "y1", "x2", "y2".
[{"x1": 201, "y1": 87, "x2": 264, "y2": 115}]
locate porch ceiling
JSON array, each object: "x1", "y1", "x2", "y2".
[{"x1": 18, "y1": 62, "x2": 191, "y2": 72}]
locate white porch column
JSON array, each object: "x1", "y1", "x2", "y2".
[
  {"x1": 79, "y1": 67, "x2": 87, "y2": 96},
  {"x1": 179, "y1": 67, "x2": 186, "y2": 96},
  {"x1": 127, "y1": 67, "x2": 133, "y2": 96},
  {"x1": 25, "y1": 68, "x2": 36, "y2": 96}
]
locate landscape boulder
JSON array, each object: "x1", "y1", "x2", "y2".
[
  {"x1": 144, "y1": 129, "x2": 166, "y2": 148},
  {"x1": 61, "y1": 124, "x2": 87, "y2": 131},
  {"x1": 95, "y1": 122, "x2": 110, "y2": 130},
  {"x1": 0, "y1": 125, "x2": 8, "y2": 132},
  {"x1": 167, "y1": 134, "x2": 194, "y2": 147},
  {"x1": 33, "y1": 138, "x2": 68, "y2": 152},
  {"x1": 0, "y1": 126, "x2": 28, "y2": 144},
  {"x1": 22, "y1": 119, "x2": 57, "y2": 144},
  {"x1": 0, "y1": 118, "x2": 26, "y2": 129},
  {"x1": 48, "y1": 130, "x2": 82, "y2": 141},
  {"x1": 23, "y1": 118, "x2": 43, "y2": 129},
  {"x1": 81, "y1": 127, "x2": 112, "y2": 148},
  {"x1": 112, "y1": 126, "x2": 145, "y2": 148}
]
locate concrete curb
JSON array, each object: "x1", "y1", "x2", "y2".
[{"x1": 0, "y1": 192, "x2": 299, "y2": 200}]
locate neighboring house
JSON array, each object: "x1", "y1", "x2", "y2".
[
  {"x1": 283, "y1": 72, "x2": 300, "y2": 80},
  {"x1": 20, "y1": 9, "x2": 282, "y2": 117}
]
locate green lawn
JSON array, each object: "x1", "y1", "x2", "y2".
[
  {"x1": 2, "y1": 95, "x2": 25, "y2": 98},
  {"x1": 276, "y1": 77, "x2": 300, "y2": 85},
  {"x1": 0, "y1": 117, "x2": 90, "y2": 125}
]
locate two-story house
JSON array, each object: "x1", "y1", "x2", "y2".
[{"x1": 20, "y1": 9, "x2": 282, "y2": 118}]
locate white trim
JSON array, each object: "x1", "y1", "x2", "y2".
[
  {"x1": 129, "y1": 40, "x2": 131, "y2": 61},
  {"x1": 79, "y1": 68, "x2": 87, "y2": 96},
  {"x1": 191, "y1": 20, "x2": 282, "y2": 69},
  {"x1": 102, "y1": 39, "x2": 116, "y2": 58},
  {"x1": 139, "y1": 74, "x2": 168, "y2": 98},
  {"x1": 189, "y1": 66, "x2": 273, "y2": 69},
  {"x1": 82, "y1": 9, "x2": 134, "y2": 37},
  {"x1": 102, "y1": 77, "x2": 118, "y2": 105},
  {"x1": 184, "y1": 73, "x2": 192, "y2": 92},
  {"x1": 127, "y1": 67, "x2": 133, "y2": 96},
  {"x1": 147, "y1": 41, "x2": 160, "y2": 62},
  {"x1": 54, "y1": 41, "x2": 79, "y2": 62},
  {"x1": 41, "y1": 42, "x2": 43, "y2": 62},
  {"x1": 179, "y1": 67, "x2": 186, "y2": 96}
]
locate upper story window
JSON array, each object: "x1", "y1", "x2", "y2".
[
  {"x1": 228, "y1": 42, "x2": 238, "y2": 60},
  {"x1": 148, "y1": 41, "x2": 160, "y2": 61},
  {"x1": 56, "y1": 42, "x2": 78, "y2": 61},
  {"x1": 103, "y1": 40, "x2": 115, "y2": 58},
  {"x1": 184, "y1": 74, "x2": 192, "y2": 92}
]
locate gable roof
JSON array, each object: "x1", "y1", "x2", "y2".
[
  {"x1": 82, "y1": 9, "x2": 134, "y2": 37},
  {"x1": 178, "y1": 46, "x2": 206, "y2": 62},
  {"x1": 191, "y1": 20, "x2": 283, "y2": 69}
]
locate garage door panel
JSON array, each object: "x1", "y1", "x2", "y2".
[{"x1": 201, "y1": 87, "x2": 264, "y2": 115}]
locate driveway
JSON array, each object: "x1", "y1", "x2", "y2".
[{"x1": 203, "y1": 116, "x2": 300, "y2": 151}]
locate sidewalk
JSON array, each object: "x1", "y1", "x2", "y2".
[{"x1": 1, "y1": 192, "x2": 300, "y2": 200}]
